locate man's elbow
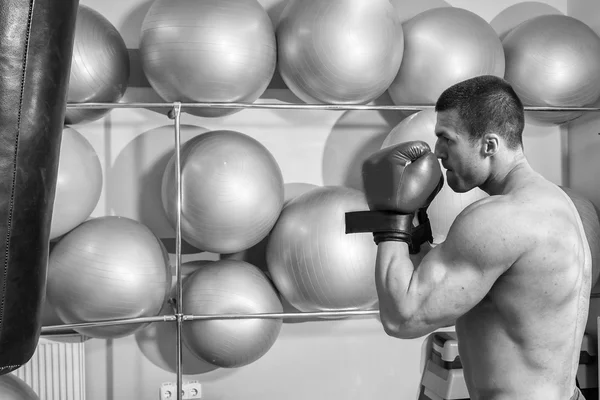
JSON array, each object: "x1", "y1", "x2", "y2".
[{"x1": 379, "y1": 312, "x2": 427, "y2": 339}]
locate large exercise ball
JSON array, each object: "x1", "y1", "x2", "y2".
[
  {"x1": 502, "y1": 14, "x2": 600, "y2": 125},
  {"x1": 560, "y1": 187, "x2": 600, "y2": 291},
  {"x1": 47, "y1": 216, "x2": 172, "y2": 338},
  {"x1": 161, "y1": 130, "x2": 284, "y2": 254},
  {"x1": 140, "y1": 0, "x2": 276, "y2": 118},
  {"x1": 0, "y1": 374, "x2": 38, "y2": 400},
  {"x1": 382, "y1": 110, "x2": 488, "y2": 243},
  {"x1": 277, "y1": 0, "x2": 404, "y2": 104},
  {"x1": 50, "y1": 127, "x2": 103, "y2": 240},
  {"x1": 388, "y1": 7, "x2": 505, "y2": 107},
  {"x1": 182, "y1": 260, "x2": 283, "y2": 368},
  {"x1": 136, "y1": 261, "x2": 219, "y2": 375},
  {"x1": 66, "y1": 5, "x2": 129, "y2": 125},
  {"x1": 266, "y1": 186, "x2": 378, "y2": 312}
]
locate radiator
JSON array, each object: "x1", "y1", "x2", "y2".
[{"x1": 12, "y1": 335, "x2": 86, "y2": 400}]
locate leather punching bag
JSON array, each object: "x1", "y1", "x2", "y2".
[{"x1": 0, "y1": 0, "x2": 79, "y2": 374}]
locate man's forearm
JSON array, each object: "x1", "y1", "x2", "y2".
[{"x1": 375, "y1": 241, "x2": 420, "y2": 335}]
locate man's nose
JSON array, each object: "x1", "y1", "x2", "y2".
[{"x1": 434, "y1": 142, "x2": 444, "y2": 159}]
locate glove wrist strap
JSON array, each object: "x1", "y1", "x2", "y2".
[
  {"x1": 412, "y1": 208, "x2": 434, "y2": 250},
  {"x1": 345, "y1": 211, "x2": 417, "y2": 252},
  {"x1": 345, "y1": 209, "x2": 435, "y2": 254}
]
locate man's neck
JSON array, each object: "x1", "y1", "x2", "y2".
[{"x1": 480, "y1": 151, "x2": 533, "y2": 196}]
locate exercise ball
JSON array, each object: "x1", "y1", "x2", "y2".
[
  {"x1": 66, "y1": 5, "x2": 129, "y2": 125},
  {"x1": 277, "y1": 0, "x2": 404, "y2": 104},
  {"x1": 0, "y1": 374, "x2": 38, "y2": 400},
  {"x1": 382, "y1": 110, "x2": 488, "y2": 243},
  {"x1": 140, "y1": 0, "x2": 276, "y2": 118},
  {"x1": 502, "y1": 14, "x2": 600, "y2": 125},
  {"x1": 136, "y1": 261, "x2": 219, "y2": 375},
  {"x1": 182, "y1": 260, "x2": 283, "y2": 368},
  {"x1": 266, "y1": 186, "x2": 378, "y2": 312},
  {"x1": 560, "y1": 187, "x2": 600, "y2": 291},
  {"x1": 47, "y1": 216, "x2": 172, "y2": 338},
  {"x1": 388, "y1": 7, "x2": 505, "y2": 108},
  {"x1": 161, "y1": 130, "x2": 284, "y2": 254},
  {"x1": 50, "y1": 127, "x2": 102, "y2": 240}
]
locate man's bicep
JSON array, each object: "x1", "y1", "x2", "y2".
[
  {"x1": 409, "y1": 206, "x2": 516, "y2": 324},
  {"x1": 410, "y1": 245, "x2": 496, "y2": 323}
]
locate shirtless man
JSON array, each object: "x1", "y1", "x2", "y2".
[{"x1": 346, "y1": 75, "x2": 591, "y2": 400}]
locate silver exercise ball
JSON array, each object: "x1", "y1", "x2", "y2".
[
  {"x1": 47, "y1": 216, "x2": 172, "y2": 339},
  {"x1": 182, "y1": 260, "x2": 283, "y2": 368},
  {"x1": 277, "y1": 0, "x2": 404, "y2": 104},
  {"x1": 161, "y1": 130, "x2": 284, "y2": 254},
  {"x1": 502, "y1": 14, "x2": 600, "y2": 125},
  {"x1": 136, "y1": 261, "x2": 219, "y2": 375},
  {"x1": 0, "y1": 374, "x2": 38, "y2": 400},
  {"x1": 140, "y1": 0, "x2": 276, "y2": 118},
  {"x1": 388, "y1": 7, "x2": 505, "y2": 107},
  {"x1": 266, "y1": 186, "x2": 378, "y2": 312},
  {"x1": 66, "y1": 5, "x2": 129, "y2": 125},
  {"x1": 50, "y1": 127, "x2": 102, "y2": 240}
]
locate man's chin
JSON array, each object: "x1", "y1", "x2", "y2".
[{"x1": 447, "y1": 178, "x2": 472, "y2": 194}]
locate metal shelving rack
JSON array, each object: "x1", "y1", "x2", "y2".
[{"x1": 39, "y1": 100, "x2": 600, "y2": 400}]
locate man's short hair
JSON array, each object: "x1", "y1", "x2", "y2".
[{"x1": 435, "y1": 75, "x2": 525, "y2": 150}]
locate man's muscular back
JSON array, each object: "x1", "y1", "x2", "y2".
[{"x1": 454, "y1": 173, "x2": 591, "y2": 400}]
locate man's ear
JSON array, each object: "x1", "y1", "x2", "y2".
[{"x1": 482, "y1": 133, "x2": 499, "y2": 157}]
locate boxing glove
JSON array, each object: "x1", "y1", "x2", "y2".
[
  {"x1": 346, "y1": 141, "x2": 443, "y2": 252},
  {"x1": 0, "y1": 0, "x2": 79, "y2": 375}
]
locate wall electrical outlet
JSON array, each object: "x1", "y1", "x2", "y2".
[{"x1": 159, "y1": 381, "x2": 202, "y2": 400}]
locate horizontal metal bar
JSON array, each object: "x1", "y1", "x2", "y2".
[
  {"x1": 184, "y1": 309, "x2": 380, "y2": 321},
  {"x1": 39, "y1": 309, "x2": 380, "y2": 335},
  {"x1": 64, "y1": 101, "x2": 600, "y2": 113},
  {"x1": 40, "y1": 315, "x2": 177, "y2": 335}
]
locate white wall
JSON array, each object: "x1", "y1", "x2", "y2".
[{"x1": 66, "y1": 0, "x2": 571, "y2": 399}]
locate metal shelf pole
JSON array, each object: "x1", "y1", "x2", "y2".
[
  {"x1": 63, "y1": 101, "x2": 600, "y2": 113},
  {"x1": 167, "y1": 102, "x2": 185, "y2": 400}
]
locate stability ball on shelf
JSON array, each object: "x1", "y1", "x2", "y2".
[
  {"x1": 388, "y1": 7, "x2": 505, "y2": 108},
  {"x1": 0, "y1": 374, "x2": 38, "y2": 400},
  {"x1": 502, "y1": 14, "x2": 600, "y2": 125},
  {"x1": 182, "y1": 260, "x2": 283, "y2": 368},
  {"x1": 276, "y1": 0, "x2": 404, "y2": 105},
  {"x1": 136, "y1": 261, "x2": 219, "y2": 375},
  {"x1": 66, "y1": 5, "x2": 129, "y2": 125},
  {"x1": 140, "y1": 0, "x2": 276, "y2": 118},
  {"x1": 382, "y1": 109, "x2": 488, "y2": 244},
  {"x1": 266, "y1": 186, "x2": 378, "y2": 313},
  {"x1": 46, "y1": 216, "x2": 172, "y2": 339},
  {"x1": 161, "y1": 130, "x2": 284, "y2": 254},
  {"x1": 50, "y1": 127, "x2": 103, "y2": 240}
]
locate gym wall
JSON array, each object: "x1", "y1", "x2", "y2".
[{"x1": 67, "y1": 0, "x2": 584, "y2": 399}]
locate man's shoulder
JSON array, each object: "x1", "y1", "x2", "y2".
[
  {"x1": 453, "y1": 194, "x2": 520, "y2": 227},
  {"x1": 451, "y1": 184, "x2": 571, "y2": 247},
  {"x1": 444, "y1": 194, "x2": 538, "y2": 261}
]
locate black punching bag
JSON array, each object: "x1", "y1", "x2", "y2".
[{"x1": 0, "y1": 0, "x2": 79, "y2": 374}]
